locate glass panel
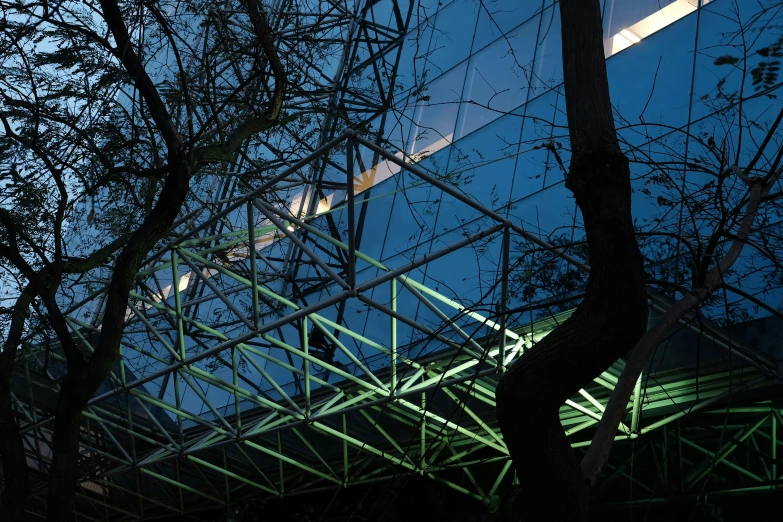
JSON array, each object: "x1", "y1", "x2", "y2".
[
  {"x1": 603, "y1": 0, "x2": 699, "y2": 57},
  {"x1": 423, "y1": 233, "x2": 503, "y2": 307},
  {"x1": 473, "y1": 0, "x2": 544, "y2": 52},
  {"x1": 456, "y1": 16, "x2": 540, "y2": 139},
  {"x1": 512, "y1": 89, "x2": 559, "y2": 200},
  {"x1": 531, "y1": 5, "x2": 562, "y2": 96},
  {"x1": 368, "y1": 0, "x2": 394, "y2": 28},
  {"x1": 436, "y1": 113, "x2": 522, "y2": 234},
  {"x1": 395, "y1": 17, "x2": 435, "y2": 95},
  {"x1": 408, "y1": 61, "x2": 467, "y2": 158},
  {"x1": 508, "y1": 181, "x2": 576, "y2": 240},
  {"x1": 606, "y1": 12, "x2": 697, "y2": 138},
  {"x1": 426, "y1": 0, "x2": 480, "y2": 77},
  {"x1": 381, "y1": 172, "x2": 440, "y2": 260},
  {"x1": 415, "y1": 0, "x2": 442, "y2": 19},
  {"x1": 692, "y1": 0, "x2": 783, "y2": 122},
  {"x1": 355, "y1": 188, "x2": 396, "y2": 262}
]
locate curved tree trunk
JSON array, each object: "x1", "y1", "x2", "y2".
[
  {"x1": 45, "y1": 159, "x2": 191, "y2": 520},
  {"x1": 41, "y1": 0, "x2": 284, "y2": 517},
  {"x1": 0, "y1": 286, "x2": 35, "y2": 521},
  {"x1": 0, "y1": 386, "x2": 29, "y2": 522},
  {"x1": 46, "y1": 377, "x2": 88, "y2": 522},
  {"x1": 495, "y1": 1, "x2": 649, "y2": 520}
]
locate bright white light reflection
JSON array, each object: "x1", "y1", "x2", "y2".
[
  {"x1": 135, "y1": 0, "x2": 707, "y2": 318},
  {"x1": 610, "y1": 0, "x2": 699, "y2": 56}
]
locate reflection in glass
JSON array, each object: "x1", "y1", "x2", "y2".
[
  {"x1": 408, "y1": 61, "x2": 467, "y2": 159},
  {"x1": 456, "y1": 17, "x2": 539, "y2": 139},
  {"x1": 604, "y1": 0, "x2": 700, "y2": 57},
  {"x1": 472, "y1": 0, "x2": 544, "y2": 51},
  {"x1": 427, "y1": 0, "x2": 480, "y2": 76},
  {"x1": 532, "y1": 6, "x2": 562, "y2": 96}
]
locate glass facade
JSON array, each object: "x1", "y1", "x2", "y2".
[
  {"x1": 150, "y1": 0, "x2": 783, "y2": 409},
  {"x1": 89, "y1": 0, "x2": 783, "y2": 423},
  {"x1": 24, "y1": 1, "x2": 783, "y2": 515},
  {"x1": 314, "y1": 0, "x2": 783, "y2": 352}
]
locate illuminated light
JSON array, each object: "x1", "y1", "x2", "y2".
[
  {"x1": 354, "y1": 150, "x2": 404, "y2": 196},
  {"x1": 80, "y1": 481, "x2": 105, "y2": 495},
  {"x1": 630, "y1": 0, "x2": 698, "y2": 39},
  {"x1": 178, "y1": 271, "x2": 192, "y2": 291},
  {"x1": 316, "y1": 193, "x2": 333, "y2": 214},
  {"x1": 608, "y1": 0, "x2": 699, "y2": 56},
  {"x1": 408, "y1": 133, "x2": 454, "y2": 163},
  {"x1": 619, "y1": 29, "x2": 641, "y2": 44},
  {"x1": 612, "y1": 33, "x2": 635, "y2": 54},
  {"x1": 288, "y1": 192, "x2": 312, "y2": 219}
]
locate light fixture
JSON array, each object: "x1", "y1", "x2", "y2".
[
  {"x1": 608, "y1": 0, "x2": 699, "y2": 56},
  {"x1": 619, "y1": 29, "x2": 641, "y2": 44}
]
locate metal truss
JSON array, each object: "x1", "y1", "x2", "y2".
[
  {"x1": 6, "y1": 1, "x2": 783, "y2": 517},
  {"x1": 9, "y1": 126, "x2": 781, "y2": 520},
  {"x1": 590, "y1": 403, "x2": 783, "y2": 519}
]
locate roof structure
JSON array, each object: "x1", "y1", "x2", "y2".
[
  {"x1": 11, "y1": 130, "x2": 783, "y2": 521},
  {"x1": 6, "y1": 0, "x2": 783, "y2": 520}
]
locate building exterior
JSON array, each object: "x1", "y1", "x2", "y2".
[{"x1": 9, "y1": 0, "x2": 783, "y2": 519}]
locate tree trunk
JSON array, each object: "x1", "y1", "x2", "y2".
[
  {"x1": 581, "y1": 164, "x2": 783, "y2": 485},
  {"x1": 0, "y1": 286, "x2": 35, "y2": 521},
  {"x1": 45, "y1": 376, "x2": 86, "y2": 522},
  {"x1": 0, "y1": 385, "x2": 29, "y2": 522},
  {"x1": 495, "y1": 1, "x2": 649, "y2": 520},
  {"x1": 44, "y1": 156, "x2": 190, "y2": 519},
  {"x1": 39, "y1": 0, "x2": 285, "y2": 515}
]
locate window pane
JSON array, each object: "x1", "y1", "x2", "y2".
[
  {"x1": 473, "y1": 0, "x2": 544, "y2": 51},
  {"x1": 395, "y1": 16, "x2": 435, "y2": 94},
  {"x1": 408, "y1": 61, "x2": 467, "y2": 158},
  {"x1": 606, "y1": 12, "x2": 696, "y2": 135},
  {"x1": 426, "y1": 0, "x2": 480, "y2": 77},
  {"x1": 531, "y1": 5, "x2": 562, "y2": 96},
  {"x1": 603, "y1": 0, "x2": 699, "y2": 57},
  {"x1": 456, "y1": 16, "x2": 540, "y2": 139},
  {"x1": 692, "y1": 0, "x2": 783, "y2": 121},
  {"x1": 512, "y1": 89, "x2": 559, "y2": 200}
]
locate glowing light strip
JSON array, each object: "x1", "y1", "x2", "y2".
[{"x1": 610, "y1": 0, "x2": 699, "y2": 56}]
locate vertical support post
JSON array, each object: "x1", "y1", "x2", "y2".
[
  {"x1": 342, "y1": 414, "x2": 348, "y2": 485},
  {"x1": 631, "y1": 373, "x2": 643, "y2": 433},
  {"x1": 303, "y1": 317, "x2": 311, "y2": 419},
  {"x1": 663, "y1": 428, "x2": 669, "y2": 486},
  {"x1": 171, "y1": 250, "x2": 186, "y2": 360},
  {"x1": 773, "y1": 411, "x2": 777, "y2": 484},
  {"x1": 346, "y1": 134, "x2": 356, "y2": 288},
  {"x1": 102, "y1": 478, "x2": 110, "y2": 522},
  {"x1": 677, "y1": 420, "x2": 684, "y2": 492},
  {"x1": 126, "y1": 392, "x2": 138, "y2": 473},
  {"x1": 232, "y1": 346, "x2": 241, "y2": 435},
  {"x1": 175, "y1": 458, "x2": 184, "y2": 513},
  {"x1": 278, "y1": 432, "x2": 285, "y2": 496},
  {"x1": 247, "y1": 202, "x2": 260, "y2": 330},
  {"x1": 498, "y1": 225, "x2": 510, "y2": 372},
  {"x1": 174, "y1": 372, "x2": 184, "y2": 446},
  {"x1": 223, "y1": 447, "x2": 230, "y2": 506},
  {"x1": 420, "y1": 392, "x2": 426, "y2": 472},
  {"x1": 118, "y1": 341, "x2": 127, "y2": 386},
  {"x1": 135, "y1": 469, "x2": 145, "y2": 518},
  {"x1": 391, "y1": 278, "x2": 397, "y2": 395}
]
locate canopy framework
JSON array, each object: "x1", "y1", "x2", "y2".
[
  {"x1": 8, "y1": 126, "x2": 782, "y2": 520},
  {"x1": 6, "y1": 0, "x2": 783, "y2": 517}
]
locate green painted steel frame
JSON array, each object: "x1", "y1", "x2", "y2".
[{"x1": 9, "y1": 3, "x2": 783, "y2": 516}]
